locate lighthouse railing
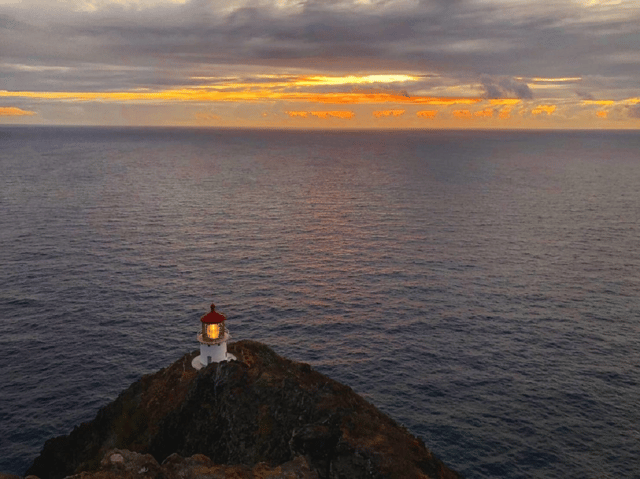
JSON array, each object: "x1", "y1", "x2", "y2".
[{"x1": 197, "y1": 330, "x2": 230, "y2": 345}]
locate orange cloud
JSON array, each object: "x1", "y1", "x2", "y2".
[
  {"x1": 297, "y1": 92, "x2": 482, "y2": 105},
  {"x1": 596, "y1": 110, "x2": 608, "y2": 118},
  {"x1": 310, "y1": 111, "x2": 355, "y2": 119},
  {"x1": 416, "y1": 110, "x2": 438, "y2": 119},
  {"x1": 287, "y1": 110, "x2": 354, "y2": 119},
  {"x1": 0, "y1": 106, "x2": 36, "y2": 116},
  {"x1": 417, "y1": 110, "x2": 438, "y2": 119},
  {"x1": 290, "y1": 74, "x2": 420, "y2": 87},
  {"x1": 498, "y1": 109, "x2": 511, "y2": 119},
  {"x1": 0, "y1": 89, "x2": 484, "y2": 106},
  {"x1": 489, "y1": 99, "x2": 521, "y2": 106},
  {"x1": 582, "y1": 98, "x2": 640, "y2": 108},
  {"x1": 0, "y1": 89, "x2": 261, "y2": 102},
  {"x1": 582, "y1": 100, "x2": 615, "y2": 106},
  {"x1": 531, "y1": 105, "x2": 557, "y2": 116},
  {"x1": 373, "y1": 109, "x2": 405, "y2": 118},
  {"x1": 474, "y1": 108, "x2": 493, "y2": 118},
  {"x1": 528, "y1": 77, "x2": 582, "y2": 83},
  {"x1": 452, "y1": 110, "x2": 473, "y2": 119}
]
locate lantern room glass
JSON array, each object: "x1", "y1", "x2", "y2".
[{"x1": 203, "y1": 322, "x2": 225, "y2": 341}]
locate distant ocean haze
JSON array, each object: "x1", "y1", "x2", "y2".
[{"x1": 1, "y1": 127, "x2": 639, "y2": 478}]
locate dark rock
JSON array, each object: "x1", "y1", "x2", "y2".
[
  {"x1": 95, "y1": 449, "x2": 162, "y2": 479},
  {"x1": 27, "y1": 351, "x2": 199, "y2": 478},
  {"x1": 21, "y1": 449, "x2": 318, "y2": 479},
  {"x1": 26, "y1": 341, "x2": 462, "y2": 479},
  {"x1": 159, "y1": 451, "x2": 318, "y2": 479}
]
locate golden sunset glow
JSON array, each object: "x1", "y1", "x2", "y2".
[
  {"x1": 582, "y1": 100, "x2": 616, "y2": 106},
  {"x1": 582, "y1": 98, "x2": 640, "y2": 106},
  {"x1": 416, "y1": 110, "x2": 438, "y2": 119},
  {"x1": 373, "y1": 110, "x2": 406, "y2": 118},
  {"x1": 291, "y1": 93, "x2": 483, "y2": 105},
  {"x1": 188, "y1": 73, "x2": 419, "y2": 91},
  {"x1": 5, "y1": 86, "x2": 639, "y2": 127},
  {"x1": 474, "y1": 109, "x2": 493, "y2": 118},
  {"x1": 452, "y1": 110, "x2": 473, "y2": 119},
  {"x1": 289, "y1": 74, "x2": 420, "y2": 86},
  {"x1": 527, "y1": 77, "x2": 582, "y2": 83},
  {"x1": 489, "y1": 99, "x2": 521, "y2": 106},
  {"x1": 287, "y1": 111, "x2": 355, "y2": 119},
  {"x1": 0, "y1": 88, "x2": 483, "y2": 106},
  {"x1": 310, "y1": 111, "x2": 355, "y2": 119},
  {"x1": 531, "y1": 105, "x2": 557, "y2": 116},
  {"x1": 0, "y1": 107, "x2": 36, "y2": 116}
]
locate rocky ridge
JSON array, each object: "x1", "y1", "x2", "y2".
[{"x1": 20, "y1": 341, "x2": 462, "y2": 479}]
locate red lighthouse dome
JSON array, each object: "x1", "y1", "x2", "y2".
[{"x1": 201, "y1": 303, "x2": 226, "y2": 324}]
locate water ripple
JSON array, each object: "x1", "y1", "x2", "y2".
[{"x1": 1, "y1": 127, "x2": 639, "y2": 478}]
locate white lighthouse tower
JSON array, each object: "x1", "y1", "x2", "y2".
[{"x1": 192, "y1": 303, "x2": 235, "y2": 370}]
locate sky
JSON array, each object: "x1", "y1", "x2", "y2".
[{"x1": 1, "y1": 0, "x2": 640, "y2": 129}]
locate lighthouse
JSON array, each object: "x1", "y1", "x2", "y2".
[{"x1": 192, "y1": 303, "x2": 236, "y2": 370}]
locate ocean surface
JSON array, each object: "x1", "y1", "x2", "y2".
[{"x1": 1, "y1": 126, "x2": 639, "y2": 478}]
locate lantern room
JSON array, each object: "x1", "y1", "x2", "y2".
[
  {"x1": 192, "y1": 303, "x2": 235, "y2": 370},
  {"x1": 201, "y1": 311, "x2": 226, "y2": 343}
]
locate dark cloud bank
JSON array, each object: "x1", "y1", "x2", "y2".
[{"x1": 1, "y1": 0, "x2": 639, "y2": 98}]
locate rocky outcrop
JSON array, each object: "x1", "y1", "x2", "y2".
[
  {"x1": 26, "y1": 341, "x2": 461, "y2": 479},
  {"x1": 61, "y1": 448, "x2": 319, "y2": 479}
]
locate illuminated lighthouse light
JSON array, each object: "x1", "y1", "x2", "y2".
[
  {"x1": 206, "y1": 323, "x2": 220, "y2": 341},
  {"x1": 192, "y1": 303, "x2": 236, "y2": 370}
]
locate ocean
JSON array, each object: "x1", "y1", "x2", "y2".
[{"x1": 1, "y1": 126, "x2": 639, "y2": 478}]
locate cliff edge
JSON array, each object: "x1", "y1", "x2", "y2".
[{"x1": 25, "y1": 340, "x2": 462, "y2": 479}]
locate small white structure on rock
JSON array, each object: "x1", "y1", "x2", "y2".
[{"x1": 192, "y1": 303, "x2": 235, "y2": 370}]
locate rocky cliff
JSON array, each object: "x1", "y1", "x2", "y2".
[{"x1": 24, "y1": 341, "x2": 462, "y2": 479}]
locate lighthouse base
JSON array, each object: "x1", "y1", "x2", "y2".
[
  {"x1": 193, "y1": 331, "x2": 236, "y2": 370},
  {"x1": 192, "y1": 352, "x2": 236, "y2": 370}
]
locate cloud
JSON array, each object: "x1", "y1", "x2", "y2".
[
  {"x1": 531, "y1": 105, "x2": 557, "y2": 116},
  {"x1": 628, "y1": 105, "x2": 640, "y2": 119},
  {"x1": 0, "y1": 106, "x2": 36, "y2": 116},
  {"x1": 575, "y1": 90, "x2": 595, "y2": 100},
  {"x1": 489, "y1": 99, "x2": 521, "y2": 106},
  {"x1": 3, "y1": 0, "x2": 640, "y2": 87},
  {"x1": 1, "y1": 0, "x2": 640, "y2": 127},
  {"x1": 452, "y1": 109, "x2": 472, "y2": 119},
  {"x1": 474, "y1": 108, "x2": 492, "y2": 118},
  {"x1": 480, "y1": 75, "x2": 533, "y2": 99},
  {"x1": 581, "y1": 100, "x2": 615, "y2": 106},
  {"x1": 416, "y1": 110, "x2": 438, "y2": 119},
  {"x1": 287, "y1": 110, "x2": 354, "y2": 119},
  {"x1": 310, "y1": 111, "x2": 354, "y2": 119},
  {"x1": 0, "y1": 87, "x2": 484, "y2": 106},
  {"x1": 373, "y1": 109, "x2": 405, "y2": 118},
  {"x1": 498, "y1": 108, "x2": 511, "y2": 119}
]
